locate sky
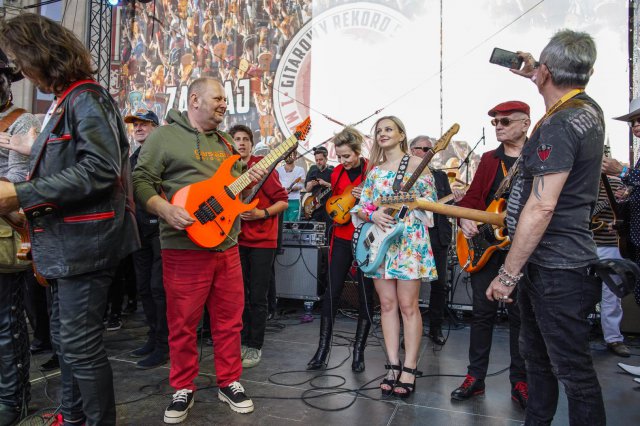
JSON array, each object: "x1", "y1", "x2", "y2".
[{"x1": 307, "y1": 0, "x2": 631, "y2": 163}]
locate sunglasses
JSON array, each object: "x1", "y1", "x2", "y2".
[
  {"x1": 629, "y1": 118, "x2": 640, "y2": 127},
  {"x1": 491, "y1": 117, "x2": 526, "y2": 127},
  {"x1": 412, "y1": 146, "x2": 431, "y2": 152}
]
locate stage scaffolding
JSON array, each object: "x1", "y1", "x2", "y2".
[{"x1": 87, "y1": 0, "x2": 112, "y2": 88}]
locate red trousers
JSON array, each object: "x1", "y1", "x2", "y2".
[{"x1": 162, "y1": 247, "x2": 244, "y2": 390}]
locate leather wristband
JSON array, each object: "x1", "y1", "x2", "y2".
[{"x1": 263, "y1": 208, "x2": 270, "y2": 218}]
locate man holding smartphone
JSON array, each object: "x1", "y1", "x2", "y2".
[{"x1": 488, "y1": 30, "x2": 606, "y2": 425}]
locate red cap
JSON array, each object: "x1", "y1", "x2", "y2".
[{"x1": 488, "y1": 101, "x2": 530, "y2": 117}]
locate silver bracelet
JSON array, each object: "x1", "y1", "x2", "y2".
[{"x1": 498, "y1": 265, "x2": 522, "y2": 287}]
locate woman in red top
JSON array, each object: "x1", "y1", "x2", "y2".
[{"x1": 307, "y1": 127, "x2": 374, "y2": 372}]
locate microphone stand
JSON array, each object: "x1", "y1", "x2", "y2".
[{"x1": 459, "y1": 128, "x2": 485, "y2": 183}]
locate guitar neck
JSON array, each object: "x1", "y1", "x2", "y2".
[
  {"x1": 409, "y1": 198, "x2": 505, "y2": 227},
  {"x1": 592, "y1": 198, "x2": 610, "y2": 218},
  {"x1": 229, "y1": 133, "x2": 298, "y2": 196}
]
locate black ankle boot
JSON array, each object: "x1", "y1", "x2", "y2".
[
  {"x1": 307, "y1": 316, "x2": 332, "y2": 370},
  {"x1": 351, "y1": 318, "x2": 371, "y2": 373}
]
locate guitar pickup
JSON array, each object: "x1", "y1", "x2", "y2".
[
  {"x1": 206, "y1": 196, "x2": 223, "y2": 214},
  {"x1": 363, "y1": 232, "x2": 375, "y2": 250},
  {"x1": 397, "y1": 205, "x2": 409, "y2": 220}
]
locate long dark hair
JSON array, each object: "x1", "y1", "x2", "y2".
[{"x1": 0, "y1": 13, "x2": 96, "y2": 94}]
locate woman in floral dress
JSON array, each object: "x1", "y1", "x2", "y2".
[{"x1": 352, "y1": 116, "x2": 437, "y2": 398}]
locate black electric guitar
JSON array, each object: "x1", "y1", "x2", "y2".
[{"x1": 601, "y1": 174, "x2": 633, "y2": 258}]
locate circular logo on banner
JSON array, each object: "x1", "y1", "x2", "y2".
[{"x1": 273, "y1": 2, "x2": 408, "y2": 162}]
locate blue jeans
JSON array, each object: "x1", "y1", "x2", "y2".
[{"x1": 519, "y1": 263, "x2": 605, "y2": 426}]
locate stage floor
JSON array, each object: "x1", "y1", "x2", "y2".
[{"x1": 21, "y1": 307, "x2": 640, "y2": 425}]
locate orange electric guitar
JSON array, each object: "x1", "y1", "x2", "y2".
[
  {"x1": 454, "y1": 157, "x2": 520, "y2": 272},
  {"x1": 172, "y1": 117, "x2": 311, "y2": 248},
  {"x1": 455, "y1": 198, "x2": 510, "y2": 272}
]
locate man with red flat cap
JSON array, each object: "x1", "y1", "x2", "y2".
[{"x1": 450, "y1": 101, "x2": 529, "y2": 409}]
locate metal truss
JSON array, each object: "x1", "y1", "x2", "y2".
[{"x1": 87, "y1": 0, "x2": 112, "y2": 87}]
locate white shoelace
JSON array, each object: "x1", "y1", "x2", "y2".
[
  {"x1": 228, "y1": 382, "x2": 245, "y2": 395},
  {"x1": 172, "y1": 389, "x2": 191, "y2": 403}
]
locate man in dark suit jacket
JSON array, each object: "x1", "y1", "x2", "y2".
[
  {"x1": 410, "y1": 136, "x2": 465, "y2": 344},
  {"x1": 452, "y1": 101, "x2": 530, "y2": 408}
]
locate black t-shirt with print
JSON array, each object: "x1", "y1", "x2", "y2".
[{"x1": 506, "y1": 92, "x2": 604, "y2": 268}]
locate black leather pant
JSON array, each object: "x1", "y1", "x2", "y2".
[
  {"x1": 132, "y1": 232, "x2": 168, "y2": 351},
  {"x1": 0, "y1": 272, "x2": 30, "y2": 412},
  {"x1": 50, "y1": 268, "x2": 116, "y2": 425}
]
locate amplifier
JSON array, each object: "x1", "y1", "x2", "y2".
[
  {"x1": 282, "y1": 230, "x2": 326, "y2": 247},
  {"x1": 282, "y1": 221, "x2": 326, "y2": 247},
  {"x1": 283, "y1": 221, "x2": 326, "y2": 232},
  {"x1": 419, "y1": 262, "x2": 472, "y2": 310},
  {"x1": 275, "y1": 246, "x2": 328, "y2": 301}
]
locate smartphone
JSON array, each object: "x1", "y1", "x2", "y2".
[{"x1": 489, "y1": 48, "x2": 523, "y2": 70}]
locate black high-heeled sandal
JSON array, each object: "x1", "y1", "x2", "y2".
[
  {"x1": 393, "y1": 366, "x2": 421, "y2": 399},
  {"x1": 381, "y1": 363, "x2": 401, "y2": 396}
]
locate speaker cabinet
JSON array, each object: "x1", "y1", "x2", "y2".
[
  {"x1": 621, "y1": 293, "x2": 640, "y2": 334},
  {"x1": 275, "y1": 246, "x2": 328, "y2": 301},
  {"x1": 419, "y1": 264, "x2": 472, "y2": 309}
]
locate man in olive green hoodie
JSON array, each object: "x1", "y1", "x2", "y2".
[{"x1": 133, "y1": 77, "x2": 265, "y2": 423}]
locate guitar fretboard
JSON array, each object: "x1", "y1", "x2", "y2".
[{"x1": 229, "y1": 132, "x2": 299, "y2": 196}]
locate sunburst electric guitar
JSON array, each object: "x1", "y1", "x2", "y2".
[
  {"x1": 302, "y1": 184, "x2": 332, "y2": 219},
  {"x1": 172, "y1": 117, "x2": 311, "y2": 248},
  {"x1": 353, "y1": 124, "x2": 459, "y2": 274}
]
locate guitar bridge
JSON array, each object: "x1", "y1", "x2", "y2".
[{"x1": 194, "y1": 196, "x2": 223, "y2": 224}]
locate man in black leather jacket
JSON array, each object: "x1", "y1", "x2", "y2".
[{"x1": 0, "y1": 14, "x2": 139, "y2": 425}]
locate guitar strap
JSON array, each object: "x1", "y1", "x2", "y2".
[
  {"x1": 392, "y1": 154, "x2": 411, "y2": 193},
  {"x1": 494, "y1": 155, "x2": 522, "y2": 200},
  {"x1": 0, "y1": 108, "x2": 26, "y2": 133}
]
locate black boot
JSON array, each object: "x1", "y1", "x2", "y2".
[
  {"x1": 351, "y1": 318, "x2": 371, "y2": 373},
  {"x1": 307, "y1": 316, "x2": 332, "y2": 370}
]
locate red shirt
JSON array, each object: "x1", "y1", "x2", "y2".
[
  {"x1": 457, "y1": 149, "x2": 501, "y2": 211},
  {"x1": 239, "y1": 155, "x2": 289, "y2": 248},
  {"x1": 331, "y1": 159, "x2": 368, "y2": 241}
]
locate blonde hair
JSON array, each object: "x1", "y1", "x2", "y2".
[
  {"x1": 367, "y1": 115, "x2": 408, "y2": 172},
  {"x1": 332, "y1": 126, "x2": 363, "y2": 155}
]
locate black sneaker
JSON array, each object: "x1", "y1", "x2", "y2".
[
  {"x1": 218, "y1": 381, "x2": 254, "y2": 413},
  {"x1": 451, "y1": 374, "x2": 485, "y2": 400},
  {"x1": 511, "y1": 381, "x2": 528, "y2": 409},
  {"x1": 136, "y1": 349, "x2": 168, "y2": 370},
  {"x1": 106, "y1": 316, "x2": 122, "y2": 331},
  {"x1": 40, "y1": 355, "x2": 60, "y2": 372},
  {"x1": 131, "y1": 340, "x2": 156, "y2": 358},
  {"x1": 122, "y1": 300, "x2": 137, "y2": 316},
  {"x1": 164, "y1": 389, "x2": 194, "y2": 424}
]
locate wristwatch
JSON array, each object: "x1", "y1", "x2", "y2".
[{"x1": 263, "y1": 209, "x2": 270, "y2": 218}]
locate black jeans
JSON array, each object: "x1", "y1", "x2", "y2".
[
  {"x1": 132, "y1": 231, "x2": 168, "y2": 351},
  {"x1": 240, "y1": 246, "x2": 275, "y2": 349},
  {"x1": 520, "y1": 263, "x2": 605, "y2": 426},
  {"x1": 322, "y1": 237, "x2": 374, "y2": 321},
  {"x1": 50, "y1": 268, "x2": 116, "y2": 425},
  {"x1": 0, "y1": 272, "x2": 30, "y2": 411},
  {"x1": 467, "y1": 250, "x2": 525, "y2": 383},
  {"x1": 22, "y1": 271, "x2": 50, "y2": 349},
  {"x1": 429, "y1": 240, "x2": 449, "y2": 329}
]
